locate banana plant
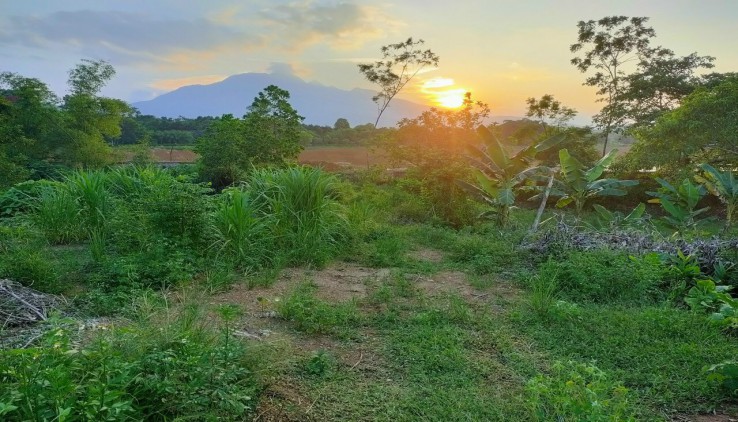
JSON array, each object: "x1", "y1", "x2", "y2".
[
  {"x1": 457, "y1": 127, "x2": 565, "y2": 226},
  {"x1": 550, "y1": 148, "x2": 638, "y2": 217},
  {"x1": 647, "y1": 177, "x2": 709, "y2": 232},
  {"x1": 696, "y1": 163, "x2": 738, "y2": 230}
]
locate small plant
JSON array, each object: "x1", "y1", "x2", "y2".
[
  {"x1": 303, "y1": 350, "x2": 335, "y2": 377},
  {"x1": 705, "y1": 361, "x2": 738, "y2": 397},
  {"x1": 526, "y1": 361, "x2": 635, "y2": 421},
  {"x1": 527, "y1": 271, "x2": 560, "y2": 318},
  {"x1": 685, "y1": 278, "x2": 733, "y2": 312}
]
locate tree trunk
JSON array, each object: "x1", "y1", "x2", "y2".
[{"x1": 530, "y1": 171, "x2": 555, "y2": 233}]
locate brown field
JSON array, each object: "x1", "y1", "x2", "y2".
[{"x1": 124, "y1": 146, "x2": 390, "y2": 170}]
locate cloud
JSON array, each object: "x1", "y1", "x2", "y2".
[
  {"x1": 149, "y1": 74, "x2": 228, "y2": 92},
  {"x1": 260, "y1": 2, "x2": 402, "y2": 50},
  {"x1": 0, "y1": 10, "x2": 262, "y2": 65}
]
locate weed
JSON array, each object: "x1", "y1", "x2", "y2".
[{"x1": 527, "y1": 360, "x2": 635, "y2": 421}]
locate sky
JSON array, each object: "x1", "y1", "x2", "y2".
[{"x1": 2, "y1": 0, "x2": 737, "y2": 122}]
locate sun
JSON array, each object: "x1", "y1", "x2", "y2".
[
  {"x1": 436, "y1": 89, "x2": 467, "y2": 108},
  {"x1": 420, "y1": 78, "x2": 468, "y2": 109}
]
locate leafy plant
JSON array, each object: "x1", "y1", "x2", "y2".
[
  {"x1": 526, "y1": 361, "x2": 635, "y2": 421},
  {"x1": 696, "y1": 163, "x2": 738, "y2": 230},
  {"x1": 551, "y1": 148, "x2": 638, "y2": 217},
  {"x1": 685, "y1": 278, "x2": 733, "y2": 312},
  {"x1": 705, "y1": 361, "x2": 738, "y2": 397},
  {"x1": 647, "y1": 177, "x2": 709, "y2": 232},
  {"x1": 458, "y1": 128, "x2": 564, "y2": 226}
]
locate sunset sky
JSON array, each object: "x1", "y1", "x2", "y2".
[{"x1": 2, "y1": 0, "x2": 737, "y2": 122}]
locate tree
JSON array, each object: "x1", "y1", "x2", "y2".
[
  {"x1": 358, "y1": 38, "x2": 439, "y2": 127},
  {"x1": 196, "y1": 85, "x2": 304, "y2": 188},
  {"x1": 333, "y1": 118, "x2": 350, "y2": 130},
  {"x1": 241, "y1": 85, "x2": 304, "y2": 165},
  {"x1": 571, "y1": 16, "x2": 658, "y2": 156},
  {"x1": 389, "y1": 93, "x2": 490, "y2": 226},
  {"x1": 62, "y1": 59, "x2": 130, "y2": 167},
  {"x1": 525, "y1": 94, "x2": 577, "y2": 135},
  {"x1": 571, "y1": 16, "x2": 714, "y2": 156},
  {"x1": 617, "y1": 51, "x2": 713, "y2": 129},
  {"x1": 621, "y1": 75, "x2": 738, "y2": 174}
]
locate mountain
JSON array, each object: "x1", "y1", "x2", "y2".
[
  {"x1": 132, "y1": 72, "x2": 521, "y2": 127},
  {"x1": 132, "y1": 73, "x2": 429, "y2": 127}
]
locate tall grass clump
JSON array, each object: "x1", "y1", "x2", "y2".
[
  {"x1": 211, "y1": 189, "x2": 271, "y2": 270},
  {"x1": 248, "y1": 166, "x2": 347, "y2": 266},
  {"x1": 66, "y1": 169, "x2": 110, "y2": 231},
  {"x1": 32, "y1": 184, "x2": 85, "y2": 244}
]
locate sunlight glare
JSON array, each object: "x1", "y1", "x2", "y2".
[
  {"x1": 421, "y1": 78, "x2": 469, "y2": 109},
  {"x1": 436, "y1": 88, "x2": 467, "y2": 108}
]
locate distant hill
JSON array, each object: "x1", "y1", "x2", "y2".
[{"x1": 132, "y1": 72, "x2": 519, "y2": 127}]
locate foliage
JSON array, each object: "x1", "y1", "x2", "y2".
[
  {"x1": 211, "y1": 189, "x2": 270, "y2": 270},
  {"x1": 647, "y1": 177, "x2": 710, "y2": 232},
  {"x1": 623, "y1": 75, "x2": 738, "y2": 173},
  {"x1": 696, "y1": 163, "x2": 738, "y2": 230},
  {"x1": 705, "y1": 361, "x2": 738, "y2": 397},
  {"x1": 459, "y1": 127, "x2": 563, "y2": 226},
  {"x1": 538, "y1": 249, "x2": 666, "y2": 304},
  {"x1": 358, "y1": 38, "x2": 439, "y2": 127},
  {"x1": 526, "y1": 361, "x2": 635, "y2": 421},
  {"x1": 0, "y1": 304, "x2": 261, "y2": 421},
  {"x1": 570, "y1": 16, "x2": 713, "y2": 156},
  {"x1": 550, "y1": 148, "x2": 638, "y2": 216},
  {"x1": 196, "y1": 85, "x2": 304, "y2": 188},
  {"x1": 248, "y1": 166, "x2": 347, "y2": 266}
]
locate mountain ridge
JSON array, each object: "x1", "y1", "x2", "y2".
[{"x1": 132, "y1": 72, "x2": 520, "y2": 127}]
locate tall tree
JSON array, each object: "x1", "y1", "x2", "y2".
[
  {"x1": 358, "y1": 38, "x2": 439, "y2": 127},
  {"x1": 622, "y1": 74, "x2": 738, "y2": 174},
  {"x1": 62, "y1": 59, "x2": 130, "y2": 167},
  {"x1": 571, "y1": 16, "x2": 714, "y2": 156},
  {"x1": 525, "y1": 94, "x2": 577, "y2": 135},
  {"x1": 196, "y1": 85, "x2": 304, "y2": 188},
  {"x1": 571, "y1": 16, "x2": 658, "y2": 156}
]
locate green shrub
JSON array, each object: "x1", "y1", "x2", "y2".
[
  {"x1": 539, "y1": 249, "x2": 667, "y2": 304},
  {"x1": 527, "y1": 361, "x2": 635, "y2": 421},
  {"x1": 0, "y1": 227, "x2": 60, "y2": 293},
  {"x1": 0, "y1": 305, "x2": 261, "y2": 421}
]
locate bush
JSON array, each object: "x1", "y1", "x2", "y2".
[
  {"x1": 0, "y1": 304, "x2": 261, "y2": 421},
  {"x1": 538, "y1": 249, "x2": 667, "y2": 304},
  {"x1": 527, "y1": 361, "x2": 635, "y2": 421}
]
